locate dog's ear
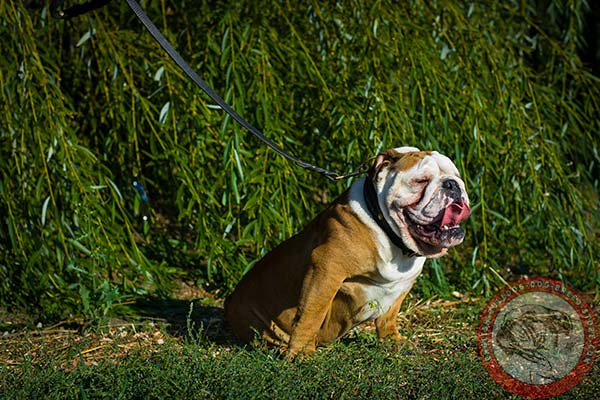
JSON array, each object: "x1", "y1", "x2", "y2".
[
  {"x1": 368, "y1": 149, "x2": 403, "y2": 178},
  {"x1": 368, "y1": 147, "x2": 422, "y2": 179}
]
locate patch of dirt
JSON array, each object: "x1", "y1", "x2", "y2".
[
  {"x1": 0, "y1": 280, "x2": 234, "y2": 370},
  {"x1": 0, "y1": 318, "x2": 176, "y2": 369}
]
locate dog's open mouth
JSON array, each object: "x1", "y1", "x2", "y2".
[{"x1": 404, "y1": 201, "x2": 470, "y2": 248}]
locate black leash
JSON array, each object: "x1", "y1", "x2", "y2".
[{"x1": 50, "y1": 0, "x2": 364, "y2": 182}]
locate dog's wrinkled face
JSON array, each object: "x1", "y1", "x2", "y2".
[{"x1": 370, "y1": 146, "x2": 470, "y2": 257}]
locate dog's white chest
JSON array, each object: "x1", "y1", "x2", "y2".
[{"x1": 355, "y1": 257, "x2": 425, "y2": 321}]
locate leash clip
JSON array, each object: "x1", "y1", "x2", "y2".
[
  {"x1": 50, "y1": 0, "x2": 112, "y2": 20},
  {"x1": 50, "y1": 0, "x2": 66, "y2": 18}
]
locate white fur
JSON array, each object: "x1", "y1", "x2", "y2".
[
  {"x1": 394, "y1": 146, "x2": 421, "y2": 154},
  {"x1": 348, "y1": 178, "x2": 426, "y2": 320}
]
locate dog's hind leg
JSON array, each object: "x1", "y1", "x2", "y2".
[{"x1": 286, "y1": 263, "x2": 346, "y2": 358}]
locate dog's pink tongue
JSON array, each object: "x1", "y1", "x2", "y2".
[{"x1": 441, "y1": 201, "x2": 470, "y2": 227}]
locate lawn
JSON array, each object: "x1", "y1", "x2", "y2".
[{"x1": 1, "y1": 291, "x2": 598, "y2": 399}]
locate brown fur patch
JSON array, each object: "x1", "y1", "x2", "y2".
[
  {"x1": 393, "y1": 151, "x2": 432, "y2": 172},
  {"x1": 368, "y1": 149, "x2": 432, "y2": 180}
]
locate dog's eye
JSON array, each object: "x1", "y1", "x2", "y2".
[{"x1": 414, "y1": 177, "x2": 430, "y2": 185}]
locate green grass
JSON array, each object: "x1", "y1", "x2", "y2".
[
  {"x1": 1, "y1": 299, "x2": 598, "y2": 399},
  {"x1": 0, "y1": 343, "x2": 506, "y2": 399},
  {"x1": 1, "y1": 1, "x2": 600, "y2": 318}
]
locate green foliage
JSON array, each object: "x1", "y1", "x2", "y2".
[{"x1": 1, "y1": 1, "x2": 598, "y2": 317}]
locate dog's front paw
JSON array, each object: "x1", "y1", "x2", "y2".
[
  {"x1": 285, "y1": 342, "x2": 316, "y2": 361},
  {"x1": 383, "y1": 332, "x2": 408, "y2": 342},
  {"x1": 375, "y1": 331, "x2": 409, "y2": 352},
  {"x1": 389, "y1": 333, "x2": 409, "y2": 351},
  {"x1": 375, "y1": 324, "x2": 409, "y2": 349}
]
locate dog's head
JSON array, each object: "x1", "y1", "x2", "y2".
[{"x1": 368, "y1": 146, "x2": 470, "y2": 257}]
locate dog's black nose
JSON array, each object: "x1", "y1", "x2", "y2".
[{"x1": 442, "y1": 179, "x2": 461, "y2": 200}]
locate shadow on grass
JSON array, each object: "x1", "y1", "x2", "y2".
[{"x1": 130, "y1": 297, "x2": 239, "y2": 346}]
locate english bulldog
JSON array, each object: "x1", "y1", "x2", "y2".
[{"x1": 225, "y1": 147, "x2": 470, "y2": 357}]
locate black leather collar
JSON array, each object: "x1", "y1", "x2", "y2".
[{"x1": 363, "y1": 177, "x2": 419, "y2": 257}]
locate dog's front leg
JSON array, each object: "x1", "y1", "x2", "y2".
[
  {"x1": 287, "y1": 263, "x2": 345, "y2": 358},
  {"x1": 375, "y1": 290, "x2": 410, "y2": 343}
]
